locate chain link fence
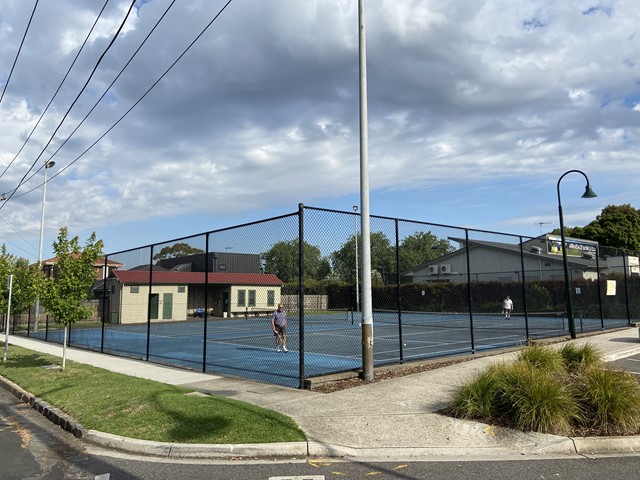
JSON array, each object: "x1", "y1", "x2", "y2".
[{"x1": 8, "y1": 205, "x2": 639, "y2": 388}]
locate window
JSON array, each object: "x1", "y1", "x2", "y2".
[
  {"x1": 248, "y1": 290, "x2": 256, "y2": 307},
  {"x1": 177, "y1": 285, "x2": 186, "y2": 293},
  {"x1": 237, "y1": 289, "x2": 246, "y2": 307},
  {"x1": 267, "y1": 290, "x2": 275, "y2": 306},
  {"x1": 130, "y1": 285, "x2": 139, "y2": 293}
]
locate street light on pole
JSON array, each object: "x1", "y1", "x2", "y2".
[
  {"x1": 34, "y1": 160, "x2": 55, "y2": 331},
  {"x1": 353, "y1": 205, "x2": 360, "y2": 313},
  {"x1": 556, "y1": 169, "x2": 597, "y2": 339}
]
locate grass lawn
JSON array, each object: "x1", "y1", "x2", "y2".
[{"x1": 0, "y1": 344, "x2": 306, "y2": 444}]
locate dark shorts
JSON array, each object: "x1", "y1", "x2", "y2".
[{"x1": 274, "y1": 324, "x2": 286, "y2": 336}]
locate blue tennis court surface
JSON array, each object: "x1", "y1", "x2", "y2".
[{"x1": 23, "y1": 311, "x2": 627, "y2": 388}]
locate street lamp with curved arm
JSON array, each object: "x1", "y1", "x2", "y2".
[
  {"x1": 556, "y1": 169, "x2": 597, "y2": 339},
  {"x1": 34, "y1": 160, "x2": 56, "y2": 331}
]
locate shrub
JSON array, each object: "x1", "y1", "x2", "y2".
[
  {"x1": 574, "y1": 367, "x2": 640, "y2": 435},
  {"x1": 517, "y1": 344, "x2": 565, "y2": 375},
  {"x1": 560, "y1": 342, "x2": 602, "y2": 373},
  {"x1": 446, "y1": 343, "x2": 640, "y2": 436},
  {"x1": 446, "y1": 364, "x2": 506, "y2": 421},
  {"x1": 526, "y1": 284, "x2": 553, "y2": 312},
  {"x1": 498, "y1": 361, "x2": 578, "y2": 435}
]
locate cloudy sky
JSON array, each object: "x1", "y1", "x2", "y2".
[{"x1": 0, "y1": 0, "x2": 638, "y2": 261}]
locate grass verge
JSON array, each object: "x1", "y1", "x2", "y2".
[{"x1": 0, "y1": 345, "x2": 306, "y2": 444}]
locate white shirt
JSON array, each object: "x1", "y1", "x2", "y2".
[{"x1": 503, "y1": 298, "x2": 513, "y2": 310}]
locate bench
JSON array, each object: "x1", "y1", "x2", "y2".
[{"x1": 231, "y1": 308, "x2": 274, "y2": 318}]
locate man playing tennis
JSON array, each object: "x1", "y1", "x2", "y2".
[
  {"x1": 272, "y1": 303, "x2": 288, "y2": 352},
  {"x1": 503, "y1": 295, "x2": 513, "y2": 320}
]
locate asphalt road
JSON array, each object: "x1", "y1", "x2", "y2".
[
  {"x1": 610, "y1": 352, "x2": 640, "y2": 375},
  {"x1": 0, "y1": 385, "x2": 130, "y2": 479}
]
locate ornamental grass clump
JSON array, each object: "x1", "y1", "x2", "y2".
[
  {"x1": 446, "y1": 343, "x2": 640, "y2": 436},
  {"x1": 517, "y1": 343, "x2": 565, "y2": 375},
  {"x1": 446, "y1": 363, "x2": 507, "y2": 421},
  {"x1": 560, "y1": 342, "x2": 602, "y2": 373},
  {"x1": 498, "y1": 361, "x2": 578, "y2": 435},
  {"x1": 573, "y1": 366, "x2": 640, "y2": 435}
]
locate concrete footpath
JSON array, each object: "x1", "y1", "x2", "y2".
[{"x1": 4, "y1": 328, "x2": 640, "y2": 461}]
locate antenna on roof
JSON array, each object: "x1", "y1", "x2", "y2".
[{"x1": 535, "y1": 221, "x2": 551, "y2": 235}]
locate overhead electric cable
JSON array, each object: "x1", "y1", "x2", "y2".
[
  {"x1": 6, "y1": 0, "x2": 235, "y2": 201},
  {"x1": 0, "y1": 214, "x2": 39, "y2": 258},
  {"x1": 7, "y1": 0, "x2": 179, "y2": 195},
  {"x1": 0, "y1": 0, "x2": 137, "y2": 210},
  {"x1": 0, "y1": 0, "x2": 112, "y2": 181},
  {"x1": 0, "y1": 0, "x2": 39, "y2": 105}
]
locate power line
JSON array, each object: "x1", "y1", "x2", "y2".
[
  {"x1": 0, "y1": 0, "x2": 39, "y2": 105},
  {"x1": 3, "y1": 0, "x2": 179, "y2": 200},
  {"x1": 0, "y1": 0, "x2": 137, "y2": 210},
  {"x1": 0, "y1": 214, "x2": 39, "y2": 259},
  {"x1": 5, "y1": 0, "x2": 236, "y2": 202},
  {"x1": 0, "y1": 0, "x2": 112, "y2": 181}
]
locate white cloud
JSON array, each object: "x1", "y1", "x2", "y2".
[{"x1": 0, "y1": 0, "x2": 638, "y2": 256}]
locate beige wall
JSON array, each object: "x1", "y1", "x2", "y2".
[
  {"x1": 118, "y1": 284, "x2": 189, "y2": 324},
  {"x1": 229, "y1": 285, "x2": 281, "y2": 316},
  {"x1": 110, "y1": 282, "x2": 281, "y2": 322}
]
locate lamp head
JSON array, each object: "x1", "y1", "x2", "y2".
[{"x1": 582, "y1": 184, "x2": 597, "y2": 199}]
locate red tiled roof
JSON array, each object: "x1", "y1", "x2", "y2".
[{"x1": 113, "y1": 270, "x2": 284, "y2": 286}]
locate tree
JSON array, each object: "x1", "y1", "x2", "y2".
[
  {"x1": 560, "y1": 204, "x2": 640, "y2": 251},
  {"x1": 262, "y1": 240, "x2": 328, "y2": 283},
  {"x1": 41, "y1": 228, "x2": 103, "y2": 369},
  {"x1": 0, "y1": 245, "x2": 40, "y2": 319},
  {"x1": 399, "y1": 232, "x2": 454, "y2": 273},
  {"x1": 331, "y1": 232, "x2": 395, "y2": 283},
  {"x1": 152, "y1": 242, "x2": 204, "y2": 262}
]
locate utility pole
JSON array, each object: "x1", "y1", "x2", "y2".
[{"x1": 358, "y1": 0, "x2": 373, "y2": 381}]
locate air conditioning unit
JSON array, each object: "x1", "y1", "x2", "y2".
[
  {"x1": 440, "y1": 264, "x2": 452, "y2": 274},
  {"x1": 530, "y1": 246, "x2": 542, "y2": 254},
  {"x1": 428, "y1": 265, "x2": 439, "y2": 275}
]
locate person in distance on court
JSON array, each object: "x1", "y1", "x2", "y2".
[
  {"x1": 503, "y1": 295, "x2": 513, "y2": 320},
  {"x1": 272, "y1": 303, "x2": 288, "y2": 352}
]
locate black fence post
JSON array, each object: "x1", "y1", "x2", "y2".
[
  {"x1": 298, "y1": 203, "x2": 305, "y2": 389},
  {"x1": 623, "y1": 251, "x2": 631, "y2": 324},
  {"x1": 146, "y1": 245, "x2": 154, "y2": 362},
  {"x1": 101, "y1": 256, "x2": 108, "y2": 353},
  {"x1": 519, "y1": 237, "x2": 530, "y2": 339},
  {"x1": 595, "y1": 247, "x2": 604, "y2": 329},
  {"x1": 395, "y1": 219, "x2": 403, "y2": 363},
  {"x1": 465, "y1": 229, "x2": 475, "y2": 352},
  {"x1": 202, "y1": 233, "x2": 210, "y2": 372}
]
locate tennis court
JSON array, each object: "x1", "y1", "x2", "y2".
[{"x1": 26, "y1": 309, "x2": 626, "y2": 388}]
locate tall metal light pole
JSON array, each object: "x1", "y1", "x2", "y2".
[
  {"x1": 34, "y1": 160, "x2": 55, "y2": 331},
  {"x1": 556, "y1": 169, "x2": 597, "y2": 339},
  {"x1": 358, "y1": 0, "x2": 374, "y2": 380},
  {"x1": 353, "y1": 205, "x2": 360, "y2": 312}
]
